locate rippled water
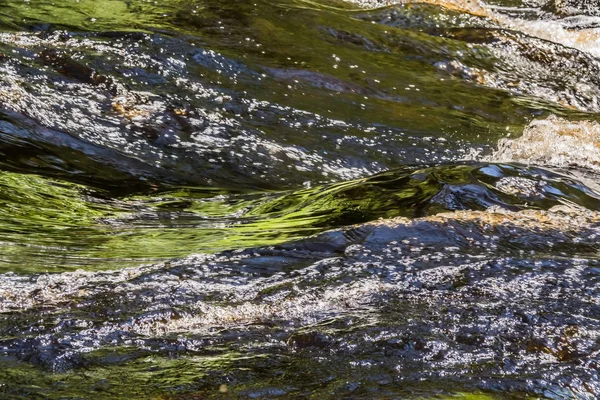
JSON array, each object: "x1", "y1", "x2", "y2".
[{"x1": 0, "y1": 0, "x2": 599, "y2": 398}]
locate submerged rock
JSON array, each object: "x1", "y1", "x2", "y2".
[{"x1": 1, "y1": 206, "x2": 599, "y2": 397}]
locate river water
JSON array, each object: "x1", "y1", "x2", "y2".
[{"x1": 0, "y1": 0, "x2": 599, "y2": 398}]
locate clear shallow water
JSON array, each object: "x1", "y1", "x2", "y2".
[{"x1": 0, "y1": 0, "x2": 599, "y2": 398}]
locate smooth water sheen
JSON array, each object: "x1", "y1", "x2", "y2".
[{"x1": 0, "y1": 0, "x2": 599, "y2": 398}]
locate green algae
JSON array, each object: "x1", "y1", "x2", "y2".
[
  {"x1": 0, "y1": 354, "x2": 537, "y2": 400},
  {"x1": 2, "y1": 162, "x2": 599, "y2": 273}
]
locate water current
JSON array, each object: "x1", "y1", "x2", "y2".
[{"x1": 0, "y1": 0, "x2": 600, "y2": 398}]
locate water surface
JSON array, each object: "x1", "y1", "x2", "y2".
[{"x1": 0, "y1": 0, "x2": 599, "y2": 398}]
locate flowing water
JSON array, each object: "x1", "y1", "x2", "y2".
[{"x1": 0, "y1": 0, "x2": 600, "y2": 398}]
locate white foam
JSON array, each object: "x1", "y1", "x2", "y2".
[
  {"x1": 497, "y1": 16, "x2": 600, "y2": 59},
  {"x1": 490, "y1": 115, "x2": 600, "y2": 173},
  {"x1": 341, "y1": 0, "x2": 600, "y2": 58}
]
